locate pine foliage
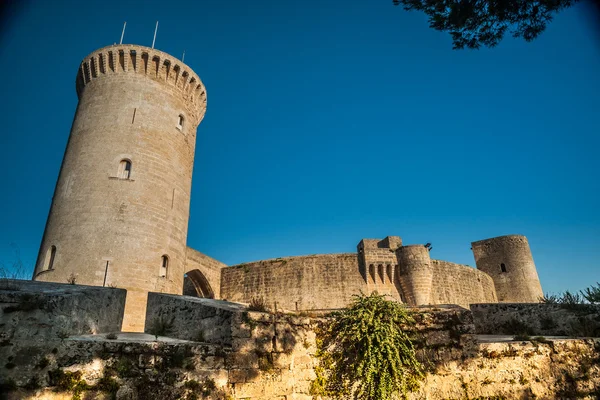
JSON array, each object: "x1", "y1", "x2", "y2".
[{"x1": 393, "y1": 0, "x2": 578, "y2": 49}]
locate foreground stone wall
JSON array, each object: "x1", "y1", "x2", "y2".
[
  {"x1": 4, "y1": 334, "x2": 599, "y2": 400},
  {"x1": 3, "y1": 293, "x2": 599, "y2": 399},
  {"x1": 471, "y1": 303, "x2": 600, "y2": 337},
  {"x1": 145, "y1": 293, "x2": 244, "y2": 344},
  {"x1": 0, "y1": 280, "x2": 126, "y2": 389},
  {"x1": 0, "y1": 280, "x2": 126, "y2": 343}
]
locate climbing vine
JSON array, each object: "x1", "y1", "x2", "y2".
[{"x1": 311, "y1": 292, "x2": 424, "y2": 400}]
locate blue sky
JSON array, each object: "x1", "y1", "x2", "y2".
[{"x1": 0, "y1": 0, "x2": 598, "y2": 295}]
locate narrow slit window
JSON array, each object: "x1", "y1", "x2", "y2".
[
  {"x1": 43, "y1": 245, "x2": 56, "y2": 271},
  {"x1": 500, "y1": 263, "x2": 507, "y2": 273},
  {"x1": 177, "y1": 114, "x2": 184, "y2": 130},
  {"x1": 160, "y1": 255, "x2": 169, "y2": 277},
  {"x1": 118, "y1": 160, "x2": 132, "y2": 179}
]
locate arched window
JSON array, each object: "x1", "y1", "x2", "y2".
[
  {"x1": 177, "y1": 114, "x2": 184, "y2": 130},
  {"x1": 500, "y1": 263, "x2": 507, "y2": 273},
  {"x1": 43, "y1": 245, "x2": 56, "y2": 271},
  {"x1": 118, "y1": 159, "x2": 131, "y2": 179},
  {"x1": 160, "y1": 255, "x2": 169, "y2": 277}
]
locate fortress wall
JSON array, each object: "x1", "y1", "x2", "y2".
[
  {"x1": 220, "y1": 253, "x2": 365, "y2": 310},
  {"x1": 184, "y1": 247, "x2": 226, "y2": 299},
  {"x1": 429, "y1": 260, "x2": 497, "y2": 307},
  {"x1": 471, "y1": 303, "x2": 600, "y2": 336}
]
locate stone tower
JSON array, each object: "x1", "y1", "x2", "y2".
[
  {"x1": 471, "y1": 235, "x2": 543, "y2": 303},
  {"x1": 33, "y1": 44, "x2": 207, "y2": 331},
  {"x1": 397, "y1": 245, "x2": 433, "y2": 306}
]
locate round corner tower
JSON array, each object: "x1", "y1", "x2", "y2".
[
  {"x1": 471, "y1": 235, "x2": 543, "y2": 303},
  {"x1": 33, "y1": 44, "x2": 207, "y2": 331}
]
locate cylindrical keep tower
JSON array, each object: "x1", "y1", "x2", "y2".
[
  {"x1": 396, "y1": 245, "x2": 433, "y2": 306},
  {"x1": 471, "y1": 235, "x2": 543, "y2": 303},
  {"x1": 33, "y1": 44, "x2": 207, "y2": 331}
]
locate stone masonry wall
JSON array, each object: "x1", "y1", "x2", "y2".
[
  {"x1": 3, "y1": 293, "x2": 599, "y2": 399},
  {"x1": 221, "y1": 253, "x2": 500, "y2": 311},
  {"x1": 220, "y1": 253, "x2": 364, "y2": 311},
  {"x1": 471, "y1": 303, "x2": 600, "y2": 337},
  {"x1": 0, "y1": 280, "x2": 126, "y2": 343},
  {"x1": 0, "y1": 280, "x2": 126, "y2": 389},
  {"x1": 430, "y1": 260, "x2": 498, "y2": 307},
  {"x1": 145, "y1": 293, "x2": 244, "y2": 345}
]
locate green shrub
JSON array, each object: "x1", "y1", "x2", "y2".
[
  {"x1": 248, "y1": 296, "x2": 269, "y2": 312},
  {"x1": 147, "y1": 315, "x2": 175, "y2": 340},
  {"x1": 532, "y1": 336, "x2": 552, "y2": 344},
  {"x1": 113, "y1": 358, "x2": 137, "y2": 378},
  {"x1": 0, "y1": 248, "x2": 28, "y2": 291},
  {"x1": 312, "y1": 292, "x2": 423, "y2": 400},
  {"x1": 36, "y1": 356, "x2": 51, "y2": 369},
  {"x1": 95, "y1": 375, "x2": 120, "y2": 394},
  {"x1": 66, "y1": 273, "x2": 77, "y2": 285},
  {"x1": 56, "y1": 329, "x2": 70, "y2": 339},
  {"x1": 543, "y1": 283, "x2": 600, "y2": 307},
  {"x1": 23, "y1": 376, "x2": 41, "y2": 390},
  {"x1": 582, "y1": 283, "x2": 600, "y2": 304},
  {"x1": 49, "y1": 369, "x2": 90, "y2": 399},
  {"x1": 105, "y1": 332, "x2": 118, "y2": 340}
]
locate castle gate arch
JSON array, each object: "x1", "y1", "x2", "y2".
[{"x1": 184, "y1": 269, "x2": 215, "y2": 298}]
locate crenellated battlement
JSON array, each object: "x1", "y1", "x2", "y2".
[{"x1": 75, "y1": 44, "x2": 207, "y2": 126}]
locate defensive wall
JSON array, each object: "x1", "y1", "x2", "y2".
[
  {"x1": 220, "y1": 236, "x2": 501, "y2": 310},
  {"x1": 2, "y1": 286, "x2": 599, "y2": 399}
]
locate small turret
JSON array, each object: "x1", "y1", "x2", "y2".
[{"x1": 397, "y1": 245, "x2": 433, "y2": 306}]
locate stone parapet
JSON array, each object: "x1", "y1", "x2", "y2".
[{"x1": 76, "y1": 44, "x2": 206, "y2": 126}]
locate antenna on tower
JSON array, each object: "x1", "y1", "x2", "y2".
[
  {"x1": 182, "y1": 50, "x2": 185, "y2": 63},
  {"x1": 152, "y1": 21, "x2": 159, "y2": 49},
  {"x1": 119, "y1": 21, "x2": 127, "y2": 45}
]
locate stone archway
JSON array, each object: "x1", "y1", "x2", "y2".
[{"x1": 183, "y1": 269, "x2": 215, "y2": 298}]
